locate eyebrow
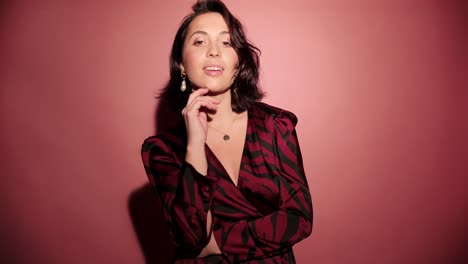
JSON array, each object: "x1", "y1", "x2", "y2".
[{"x1": 188, "y1": 30, "x2": 230, "y2": 39}]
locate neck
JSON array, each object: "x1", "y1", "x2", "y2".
[{"x1": 206, "y1": 89, "x2": 235, "y2": 125}]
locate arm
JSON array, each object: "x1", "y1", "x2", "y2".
[
  {"x1": 141, "y1": 89, "x2": 221, "y2": 257},
  {"x1": 212, "y1": 112, "x2": 313, "y2": 261},
  {"x1": 141, "y1": 136, "x2": 218, "y2": 256}
]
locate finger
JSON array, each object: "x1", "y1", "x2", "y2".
[
  {"x1": 187, "y1": 88, "x2": 221, "y2": 106},
  {"x1": 191, "y1": 97, "x2": 220, "y2": 113},
  {"x1": 188, "y1": 99, "x2": 218, "y2": 114},
  {"x1": 186, "y1": 96, "x2": 219, "y2": 111},
  {"x1": 186, "y1": 87, "x2": 209, "y2": 106},
  {"x1": 183, "y1": 98, "x2": 218, "y2": 116}
]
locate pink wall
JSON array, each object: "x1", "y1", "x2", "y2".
[{"x1": 1, "y1": 0, "x2": 466, "y2": 263}]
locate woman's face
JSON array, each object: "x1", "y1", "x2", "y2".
[{"x1": 180, "y1": 12, "x2": 239, "y2": 94}]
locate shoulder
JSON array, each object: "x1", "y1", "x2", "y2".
[
  {"x1": 250, "y1": 102, "x2": 298, "y2": 129},
  {"x1": 141, "y1": 123, "x2": 187, "y2": 160}
]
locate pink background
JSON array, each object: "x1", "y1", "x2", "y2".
[{"x1": 1, "y1": 0, "x2": 467, "y2": 263}]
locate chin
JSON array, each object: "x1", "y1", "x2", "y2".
[
  {"x1": 191, "y1": 79, "x2": 233, "y2": 94},
  {"x1": 207, "y1": 83, "x2": 231, "y2": 91},
  {"x1": 194, "y1": 82, "x2": 230, "y2": 93}
]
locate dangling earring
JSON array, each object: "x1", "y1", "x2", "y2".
[{"x1": 180, "y1": 71, "x2": 187, "y2": 92}]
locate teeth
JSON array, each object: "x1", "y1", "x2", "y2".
[{"x1": 205, "y1": 66, "x2": 222, "y2": 71}]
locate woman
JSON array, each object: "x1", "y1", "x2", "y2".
[{"x1": 141, "y1": 0, "x2": 313, "y2": 263}]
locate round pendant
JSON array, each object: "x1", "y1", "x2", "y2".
[{"x1": 223, "y1": 135, "x2": 230, "y2": 141}]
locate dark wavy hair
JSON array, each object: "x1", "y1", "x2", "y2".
[{"x1": 160, "y1": 0, "x2": 264, "y2": 113}]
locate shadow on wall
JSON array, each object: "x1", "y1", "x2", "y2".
[
  {"x1": 0, "y1": 0, "x2": 12, "y2": 36},
  {"x1": 128, "y1": 183, "x2": 175, "y2": 264},
  {"x1": 129, "y1": 89, "x2": 181, "y2": 263},
  {"x1": 453, "y1": 228, "x2": 468, "y2": 264}
]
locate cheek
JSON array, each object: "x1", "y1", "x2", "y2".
[
  {"x1": 182, "y1": 49, "x2": 202, "y2": 72},
  {"x1": 227, "y1": 52, "x2": 239, "y2": 70}
]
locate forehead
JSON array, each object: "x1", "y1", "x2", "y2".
[{"x1": 187, "y1": 12, "x2": 229, "y2": 35}]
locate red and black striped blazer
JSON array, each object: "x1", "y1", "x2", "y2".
[{"x1": 141, "y1": 102, "x2": 313, "y2": 263}]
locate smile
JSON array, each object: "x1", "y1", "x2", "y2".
[
  {"x1": 203, "y1": 65, "x2": 224, "y2": 76},
  {"x1": 203, "y1": 66, "x2": 224, "y2": 71}
]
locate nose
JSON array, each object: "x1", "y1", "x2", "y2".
[{"x1": 207, "y1": 43, "x2": 220, "y2": 57}]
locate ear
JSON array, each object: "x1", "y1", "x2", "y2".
[{"x1": 179, "y1": 64, "x2": 185, "y2": 73}]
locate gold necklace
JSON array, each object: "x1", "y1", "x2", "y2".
[{"x1": 208, "y1": 114, "x2": 238, "y2": 141}]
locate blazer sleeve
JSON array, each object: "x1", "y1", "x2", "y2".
[
  {"x1": 212, "y1": 111, "x2": 313, "y2": 261},
  {"x1": 141, "y1": 135, "x2": 218, "y2": 256}
]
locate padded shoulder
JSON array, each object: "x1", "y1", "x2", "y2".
[{"x1": 252, "y1": 102, "x2": 298, "y2": 127}]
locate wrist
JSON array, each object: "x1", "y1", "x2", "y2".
[
  {"x1": 185, "y1": 145, "x2": 208, "y2": 175},
  {"x1": 186, "y1": 143, "x2": 205, "y2": 156}
]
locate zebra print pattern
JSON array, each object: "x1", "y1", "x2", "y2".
[{"x1": 141, "y1": 102, "x2": 313, "y2": 263}]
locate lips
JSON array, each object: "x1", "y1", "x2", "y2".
[
  {"x1": 203, "y1": 65, "x2": 224, "y2": 72},
  {"x1": 203, "y1": 64, "x2": 224, "y2": 76}
]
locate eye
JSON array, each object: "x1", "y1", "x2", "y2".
[
  {"x1": 222, "y1": 41, "x2": 232, "y2": 47},
  {"x1": 193, "y1": 40, "x2": 204, "y2": 46}
]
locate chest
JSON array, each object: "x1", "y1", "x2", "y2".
[
  {"x1": 206, "y1": 132, "x2": 245, "y2": 186},
  {"x1": 206, "y1": 111, "x2": 250, "y2": 186},
  {"x1": 207, "y1": 126, "x2": 282, "y2": 216}
]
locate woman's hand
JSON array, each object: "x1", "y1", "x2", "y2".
[
  {"x1": 182, "y1": 88, "x2": 219, "y2": 148},
  {"x1": 182, "y1": 88, "x2": 219, "y2": 175}
]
